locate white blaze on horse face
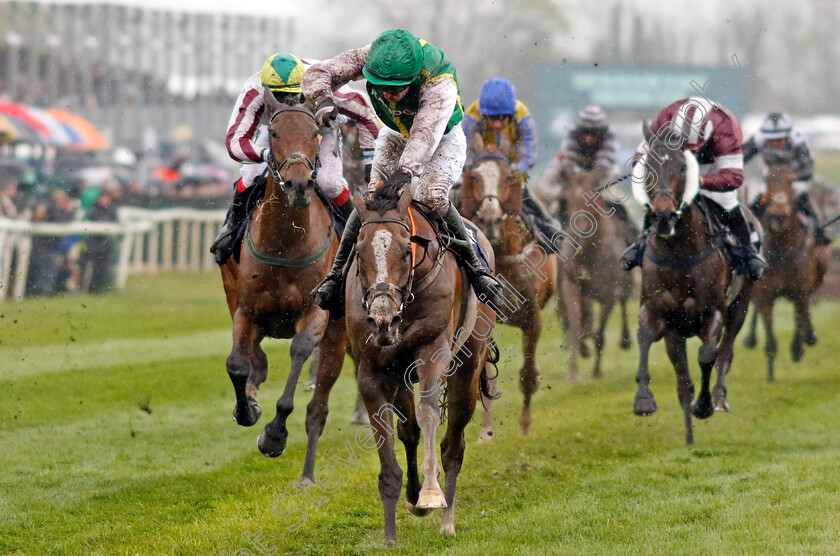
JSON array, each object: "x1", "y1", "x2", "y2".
[
  {"x1": 372, "y1": 229, "x2": 393, "y2": 284},
  {"x1": 475, "y1": 161, "x2": 503, "y2": 220}
]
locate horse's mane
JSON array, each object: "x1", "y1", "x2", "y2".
[{"x1": 365, "y1": 180, "x2": 405, "y2": 215}]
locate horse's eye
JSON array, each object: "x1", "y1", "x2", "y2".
[{"x1": 269, "y1": 130, "x2": 277, "y2": 138}]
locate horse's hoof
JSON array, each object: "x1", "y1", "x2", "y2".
[
  {"x1": 351, "y1": 411, "x2": 370, "y2": 425},
  {"x1": 592, "y1": 368, "x2": 602, "y2": 379},
  {"x1": 257, "y1": 427, "x2": 287, "y2": 458},
  {"x1": 477, "y1": 428, "x2": 494, "y2": 443},
  {"x1": 416, "y1": 487, "x2": 447, "y2": 509},
  {"x1": 805, "y1": 331, "x2": 818, "y2": 346},
  {"x1": 580, "y1": 343, "x2": 591, "y2": 359},
  {"x1": 439, "y1": 522, "x2": 456, "y2": 536},
  {"x1": 712, "y1": 396, "x2": 730, "y2": 412},
  {"x1": 567, "y1": 372, "x2": 581, "y2": 382},
  {"x1": 405, "y1": 502, "x2": 433, "y2": 517},
  {"x1": 304, "y1": 380, "x2": 317, "y2": 392},
  {"x1": 691, "y1": 392, "x2": 715, "y2": 420},
  {"x1": 233, "y1": 398, "x2": 262, "y2": 427},
  {"x1": 791, "y1": 344, "x2": 804, "y2": 362},
  {"x1": 742, "y1": 334, "x2": 757, "y2": 349},
  {"x1": 620, "y1": 337, "x2": 633, "y2": 350},
  {"x1": 633, "y1": 391, "x2": 657, "y2": 416},
  {"x1": 297, "y1": 475, "x2": 316, "y2": 488}
]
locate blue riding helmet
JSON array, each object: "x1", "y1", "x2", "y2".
[{"x1": 479, "y1": 78, "x2": 516, "y2": 117}]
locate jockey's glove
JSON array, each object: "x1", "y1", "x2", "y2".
[
  {"x1": 386, "y1": 169, "x2": 413, "y2": 189},
  {"x1": 315, "y1": 97, "x2": 339, "y2": 127},
  {"x1": 364, "y1": 163, "x2": 372, "y2": 185}
]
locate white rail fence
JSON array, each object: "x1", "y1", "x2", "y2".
[{"x1": 0, "y1": 207, "x2": 225, "y2": 302}]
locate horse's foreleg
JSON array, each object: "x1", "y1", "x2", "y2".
[
  {"x1": 791, "y1": 296, "x2": 809, "y2": 362},
  {"x1": 619, "y1": 298, "x2": 633, "y2": 350},
  {"x1": 395, "y1": 387, "x2": 426, "y2": 516},
  {"x1": 304, "y1": 346, "x2": 320, "y2": 391},
  {"x1": 439, "y1": 356, "x2": 481, "y2": 536},
  {"x1": 634, "y1": 305, "x2": 663, "y2": 416},
  {"x1": 714, "y1": 287, "x2": 753, "y2": 409},
  {"x1": 593, "y1": 299, "x2": 615, "y2": 378},
  {"x1": 692, "y1": 310, "x2": 723, "y2": 420},
  {"x1": 664, "y1": 333, "x2": 694, "y2": 445},
  {"x1": 519, "y1": 307, "x2": 542, "y2": 435},
  {"x1": 358, "y1": 363, "x2": 403, "y2": 546},
  {"x1": 414, "y1": 340, "x2": 448, "y2": 510},
  {"x1": 758, "y1": 299, "x2": 777, "y2": 382},
  {"x1": 227, "y1": 309, "x2": 263, "y2": 427},
  {"x1": 300, "y1": 317, "x2": 347, "y2": 484},
  {"x1": 742, "y1": 305, "x2": 758, "y2": 348},
  {"x1": 258, "y1": 308, "x2": 329, "y2": 458},
  {"x1": 560, "y1": 277, "x2": 583, "y2": 381},
  {"x1": 580, "y1": 298, "x2": 593, "y2": 358},
  {"x1": 478, "y1": 375, "x2": 495, "y2": 443}
]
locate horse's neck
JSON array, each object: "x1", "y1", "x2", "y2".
[
  {"x1": 767, "y1": 213, "x2": 808, "y2": 254},
  {"x1": 654, "y1": 205, "x2": 710, "y2": 254},
  {"x1": 497, "y1": 217, "x2": 529, "y2": 255},
  {"x1": 251, "y1": 182, "x2": 323, "y2": 252}
]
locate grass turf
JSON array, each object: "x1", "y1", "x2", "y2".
[{"x1": 1, "y1": 273, "x2": 838, "y2": 555}]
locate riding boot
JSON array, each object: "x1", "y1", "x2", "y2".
[
  {"x1": 726, "y1": 206, "x2": 768, "y2": 281},
  {"x1": 210, "y1": 184, "x2": 250, "y2": 265},
  {"x1": 441, "y1": 204, "x2": 509, "y2": 310},
  {"x1": 619, "y1": 213, "x2": 651, "y2": 271},
  {"x1": 521, "y1": 190, "x2": 566, "y2": 254},
  {"x1": 796, "y1": 192, "x2": 832, "y2": 245},
  {"x1": 312, "y1": 209, "x2": 361, "y2": 313}
]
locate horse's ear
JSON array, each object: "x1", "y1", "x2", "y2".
[
  {"x1": 498, "y1": 132, "x2": 512, "y2": 158},
  {"x1": 263, "y1": 86, "x2": 281, "y2": 117},
  {"x1": 352, "y1": 189, "x2": 368, "y2": 218},
  {"x1": 503, "y1": 172, "x2": 524, "y2": 213},
  {"x1": 460, "y1": 170, "x2": 477, "y2": 217},
  {"x1": 397, "y1": 183, "x2": 412, "y2": 212},
  {"x1": 642, "y1": 120, "x2": 653, "y2": 142},
  {"x1": 469, "y1": 132, "x2": 486, "y2": 158}
]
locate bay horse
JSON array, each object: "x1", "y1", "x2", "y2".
[
  {"x1": 631, "y1": 122, "x2": 755, "y2": 445},
  {"x1": 220, "y1": 90, "x2": 348, "y2": 483},
  {"x1": 346, "y1": 182, "x2": 496, "y2": 545},
  {"x1": 557, "y1": 167, "x2": 633, "y2": 380},
  {"x1": 742, "y1": 162, "x2": 828, "y2": 380},
  {"x1": 460, "y1": 151, "x2": 555, "y2": 435}
]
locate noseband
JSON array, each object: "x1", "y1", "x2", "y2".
[
  {"x1": 266, "y1": 105, "x2": 321, "y2": 184},
  {"x1": 358, "y1": 217, "x2": 416, "y2": 316}
]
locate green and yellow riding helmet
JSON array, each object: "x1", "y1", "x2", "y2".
[{"x1": 261, "y1": 53, "x2": 306, "y2": 98}]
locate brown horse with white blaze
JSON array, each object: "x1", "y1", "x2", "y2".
[
  {"x1": 346, "y1": 181, "x2": 496, "y2": 545},
  {"x1": 631, "y1": 122, "x2": 755, "y2": 445},
  {"x1": 742, "y1": 162, "x2": 828, "y2": 380},
  {"x1": 220, "y1": 91, "x2": 347, "y2": 483},
  {"x1": 460, "y1": 151, "x2": 556, "y2": 434}
]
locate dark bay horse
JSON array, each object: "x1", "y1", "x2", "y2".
[
  {"x1": 631, "y1": 123, "x2": 755, "y2": 445},
  {"x1": 742, "y1": 162, "x2": 828, "y2": 380},
  {"x1": 220, "y1": 91, "x2": 347, "y2": 482},
  {"x1": 460, "y1": 152, "x2": 555, "y2": 435},
  {"x1": 557, "y1": 168, "x2": 633, "y2": 380},
  {"x1": 346, "y1": 182, "x2": 496, "y2": 544}
]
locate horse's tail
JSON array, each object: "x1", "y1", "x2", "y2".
[{"x1": 479, "y1": 337, "x2": 502, "y2": 405}]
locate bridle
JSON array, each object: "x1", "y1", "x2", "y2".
[
  {"x1": 358, "y1": 216, "x2": 415, "y2": 317},
  {"x1": 266, "y1": 105, "x2": 320, "y2": 184},
  {"x1": 357, "y1": 207, "x2": 445, "y2": 319}
]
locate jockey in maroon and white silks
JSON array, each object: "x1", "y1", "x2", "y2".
[
  {"x1": 210, "y1": 52, "x2": 381, "y2": 266},
  {"x1": 225, "y1": 65, "x2": 380, "y2": 203},
  {"x1": 621, "y1": 97, "x2": 767, "y2": 280},
  {"x1": 648, "y1": 97, "x2": 744, "y2": 209}
]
